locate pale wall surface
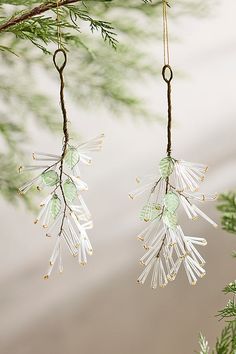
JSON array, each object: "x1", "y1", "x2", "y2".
[{"x1": 1, "y1": 1, "x2": 236, "y2": 353}]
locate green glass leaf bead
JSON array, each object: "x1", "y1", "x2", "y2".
[
  {"x1": 139, "y1": 203, "x2": 161, "y2": 222},
  {"x1": 164, "y1": 192, "x2": 179, "y2": 213},
  {"x1": 159, "y1": 157, "x2": 174, "y2": 178},
  {"x1": 163, "y1": 210, "x2": 178, "y2": 230},
  {"x1": 64, "y1": 147, "x2": 80, "y2": 169},
  {"x1": 63, "y1": 179, "x2": 77, "y2": 203},
  {"x1": 50, "y1": 194, "x2": 61, "y2": 219},
  {"x1": 41, "y1": 170, "x2": 59, "y2": 187}
]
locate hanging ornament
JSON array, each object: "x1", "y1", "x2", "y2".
[
  {"x1": 18, "y1": 1, "x2": 104, "y2": 278},
  {"x1": 130, "y1": 1, "x2": 217, "y2": 288}
]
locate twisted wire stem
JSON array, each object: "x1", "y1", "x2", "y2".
[
  {"x1": 53, "y1": 48, "x2": 69, "y2": 236},
  {"x1": 162, "y1": 64, "x2": 173, "y2": 158}
]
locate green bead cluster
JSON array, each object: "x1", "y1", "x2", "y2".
[
  {"x1": 159, "y1": 157, "x2": 174, "y2": 178},
  {"x1": 64, "y1": 146, "x2": 80, "y2": 168},
  {"x1": 163, "y1": 191, "x2": 179, "y2": 229}
]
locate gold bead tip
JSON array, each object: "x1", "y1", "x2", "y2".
[
  {"x1": 34, "y1": 220, "x2": 38, "y2": 224},
  {"x1": 192, "y1": 216, "x2": 199, "y2": 221},
  {"x1": 159, "y1": 284, "x2": 167, "y2": 288},
  {"x1": 44, "y1": 275, "x2": 49, "y2": 280},
  {"x1": 137, "y1": 236, "x2": 144, "y2": 241},
  {"x1": 169, "y1": 276, "x2": 176, "y2": 282},
  {"x1": 128, "y1": 194, "x2": 134, "y2": 200}
]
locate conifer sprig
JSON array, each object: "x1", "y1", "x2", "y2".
[
  {"x1": 198, "y1": 192, "x2": 236, "y2": 354},
  {"x1": 217, "y1": 192, "x2": 236, "y2": 234}
]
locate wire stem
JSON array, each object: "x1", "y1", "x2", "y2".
[{"x1": 53, "y1": 48, "x2": 69, "y2": 236}]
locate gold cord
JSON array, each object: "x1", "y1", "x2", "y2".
[
  {"x1": 162, "y1": 1, "x2": 170, "y2": 66},
  {"x1": 56, "y1": 0, "x2": 62, "y2": 49}
]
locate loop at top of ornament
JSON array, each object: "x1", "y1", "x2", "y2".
[
  {"x1": 162, "y1": 64, "x2": 173, "y2": 83},
  {"x1": 53, "y1": 48, "x2": 67, "y2": 73}
]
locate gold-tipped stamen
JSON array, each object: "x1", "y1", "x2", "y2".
[
  {"x1": 137, "y1": 235, "x2": 144, "y2": 241},
  {"x1": 192, "y1": 216, "x2": 199, "y2": 221}
]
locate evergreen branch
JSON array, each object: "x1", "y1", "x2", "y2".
[
  {"x1": 0, "y1": 0, "x2": 80, "y2": 32},
  {"x1": 0, "y1": 0, "x2": 111, "y2": 32},
  {"x1": 198, "y1": 233, "x2": 236, "y2": 354},
  {"x1": 230, "y1": 321, "x2": 236, "y2": 353},
  {"x1": 217, "y1": 192, "x2": 236, "y2": 234},
  {"x1": 215, "y1": 321, "x2": 236, "y2": 354},
  {"x1": 223, "y1": 281, "x2": 236, "y2": 295},
  {"x1": 67, "y1": 5, "x2": 118, "y2": 48},
  {"x1": 218, "y1": 300, "x2": 236, "y2": 321},
  {"x1": 0, "y1": 44, "x2": 18, "y2": 55},
  {"x1": 6, "y1": 15, "x2": 76, "y2": 53}
]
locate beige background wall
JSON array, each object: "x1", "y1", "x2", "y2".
[{"x1": 1, "y1": 1, "x2": 236, "y2": 353}]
